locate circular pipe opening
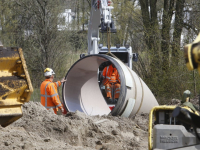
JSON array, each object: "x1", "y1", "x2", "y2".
[
  {"x1": 62, "y1": 54, "x2": 159, "y2": 117},
  {"x1": 62, "y1": 54, "x2": 126, "y2": 116}
]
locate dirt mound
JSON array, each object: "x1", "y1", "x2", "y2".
[
  {"x1": 190, "y1": 96, "x2": 200, "y2": 109},
  {"x1": 167, "y1": 97, "x2": 200, "y2": 109},
  {"x1": 0, "y1": 102, "x2": 149, "y2": 150},
  {"x1": 167, "y1": 98, "x2": 181, "y2": 106}
]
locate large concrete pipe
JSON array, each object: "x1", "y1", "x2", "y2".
[{"x1": 62, "y1": 54, "x2": 158, "y2": 118}]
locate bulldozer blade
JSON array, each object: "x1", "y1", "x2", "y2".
[{"x1": 0, "y1": 47, "x2": 33, "y2": 127}]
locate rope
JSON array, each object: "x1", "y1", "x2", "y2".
[{"x1": 105, "y1": 27, "x2": 120, "y2": 60}]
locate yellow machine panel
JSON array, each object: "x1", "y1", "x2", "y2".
[{"x1": 0, "y1": 47, "x2": 33, "y2": 127}]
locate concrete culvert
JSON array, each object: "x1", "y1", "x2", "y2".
[{"x1": 62, "y1": 54, "x2": 158, "y2": 118}]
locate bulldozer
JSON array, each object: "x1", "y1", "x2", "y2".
[
  {"x1": 0, "y1": 45, "x2": 33, "y2": 127},
  {"x1": 148, "y1": 34, "x2": 200, "y2": 150}
]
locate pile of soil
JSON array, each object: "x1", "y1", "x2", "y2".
[
  {"x1": 190, "y1": 96, "x2": 200, "y2": 109},
  {"x1": 0, "y1": 102, "x2": 149, "y2": 150},
  {"x1": 168, "y1": 97, "x2": 200, "y2": 109}
]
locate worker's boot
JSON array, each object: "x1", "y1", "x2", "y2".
[
  {"x1": 114, "y1": 99, "x2": 118, "y2": 103},
  {"x1": 107, "y1": 98, "x2": 112, "y2": 104}
]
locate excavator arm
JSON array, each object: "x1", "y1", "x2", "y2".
[
  {"x1": 88, "y1": 0, "x2": 115, "y2": 55},
  {"x1": 87, "y1": 0, "x2": 134, "y2": 69},
  {"x1": 62, "y1": 0, "x2": 158, "y2": 118}
]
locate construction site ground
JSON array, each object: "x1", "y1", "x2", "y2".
[
  {"x1": 2, "y1": 97, "x2": 198, "y2": 150},
  {"x1": 0, "y1": 101, "x2": 149, "y2": 150}
]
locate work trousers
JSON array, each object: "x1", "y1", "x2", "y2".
[{"x1": 105, "y1": 82, "x2": 120, "y2": 99}]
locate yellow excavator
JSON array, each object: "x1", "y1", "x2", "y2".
[
  {"x1": 0, "y1": 45, "x2": 33, "y2": 127},
  {"x1": 148, "y1": 34, "x2": 200, "y2": 150}
]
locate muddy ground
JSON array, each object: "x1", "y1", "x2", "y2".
[{"x1": 0, "y1": 101, "x2": 149, "y2": 150}]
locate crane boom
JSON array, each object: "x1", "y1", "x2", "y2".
[
  {"x1": 87, "y1": 0, "x2": 134, "y2": 69},
  {"x1": 88, "y1": 0, "x2": 114, "y2": 55}
]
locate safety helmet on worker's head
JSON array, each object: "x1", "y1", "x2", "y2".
[
  {"x1": 182, "y1": 90, "x2": 191, "y2": 103},
  {"x1": 44, "y1": 68, "x2": 55, "y2": 77}
]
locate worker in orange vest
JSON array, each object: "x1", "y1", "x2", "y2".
[
  {"x1": 40, "y1": 68, "x2": 66, "y2": 114},
  {"x1": 102, "y1": 64, "x2": 120, "y2": 103}
]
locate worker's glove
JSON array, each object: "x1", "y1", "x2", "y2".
[
  {"x1": 61, "y1": 107, "x2": 64, "y2": 113},
  {"x1": 61, "y1": 78, "x2": 67, "y2": 83},
  {"x1": 100, "y1": 76, "x2": 105, "y2": 81}
]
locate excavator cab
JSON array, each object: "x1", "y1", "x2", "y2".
[{"x1": 0, "y1": 47, "x2": 33, "y2": 127}]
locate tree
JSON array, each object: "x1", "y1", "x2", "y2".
[
  {"x1": 0, "y1": 1, "x2": 18, "y2": 46},
  {"x1": 111, "y1": 0, "x2": 200, "y2": 100},
  {"x1": 0, "y1": 0, "x2": 74, "y2": 87},
  {"x1": 1, "y1": 0, "x2": 200, "y2": 101}
]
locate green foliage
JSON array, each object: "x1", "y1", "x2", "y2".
[
  {"x1": 0, "y1": 0, "x2": 88, "y2": 88},
  {"x1": 30, "y1": 88, "x2": 40, "y2": 102},
  {"x1": 1, "y1": 0, "x2": 200, "y2": 104}
]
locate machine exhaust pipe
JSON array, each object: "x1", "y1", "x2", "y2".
[{"x1": 62, "y1": 54, "x2": 158, "y2": 118}]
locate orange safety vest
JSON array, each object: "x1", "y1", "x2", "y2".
[
  {"x1": 102, "y1": 65, "x2": 120, "y2": 85},
  {"x1": 40, "y1": 79, "x2": 62, "y2": 114},
  {"x1": 110, "y1": 73, "x2": 117, "y2": 83}
]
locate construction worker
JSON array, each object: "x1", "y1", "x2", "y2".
[
  {"x1": 102, "y1": 63, "x2": 120, "y2": 103},
  {"x1": 181, "y1": 90, "x2": 199, "y2": 115},
  {"x1": 40, "y1": 68, "x2": 66, "y2": 114}
]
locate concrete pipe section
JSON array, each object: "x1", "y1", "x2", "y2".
[{"x1": 62, "y1": 54, "x2": 158, "y2": 118}]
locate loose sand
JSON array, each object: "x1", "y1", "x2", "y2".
[{"x1": 0, "y1": 101, "x2": 149, "y2": 150}]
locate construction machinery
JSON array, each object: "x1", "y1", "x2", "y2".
[
  {"x1": 148, "y1": 33, "x2": 200, "y2": 150},
  {"x1": 62, "y1": 0, "x2": 158, "y2": 118},
  {"x1": 0, "y1": 0, "x2": 157, "y2": 127},
  {"x1": 0, "y1": 46, "x2": 33, "y2": 127}
]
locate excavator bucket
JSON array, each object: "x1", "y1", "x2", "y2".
[{"x1": 0, "y1": 47, "x2": 33, "y2": 127}]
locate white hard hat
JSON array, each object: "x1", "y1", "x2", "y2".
[{"x1": 44, "y1": 68, "x2": 55, "y2": 77}]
